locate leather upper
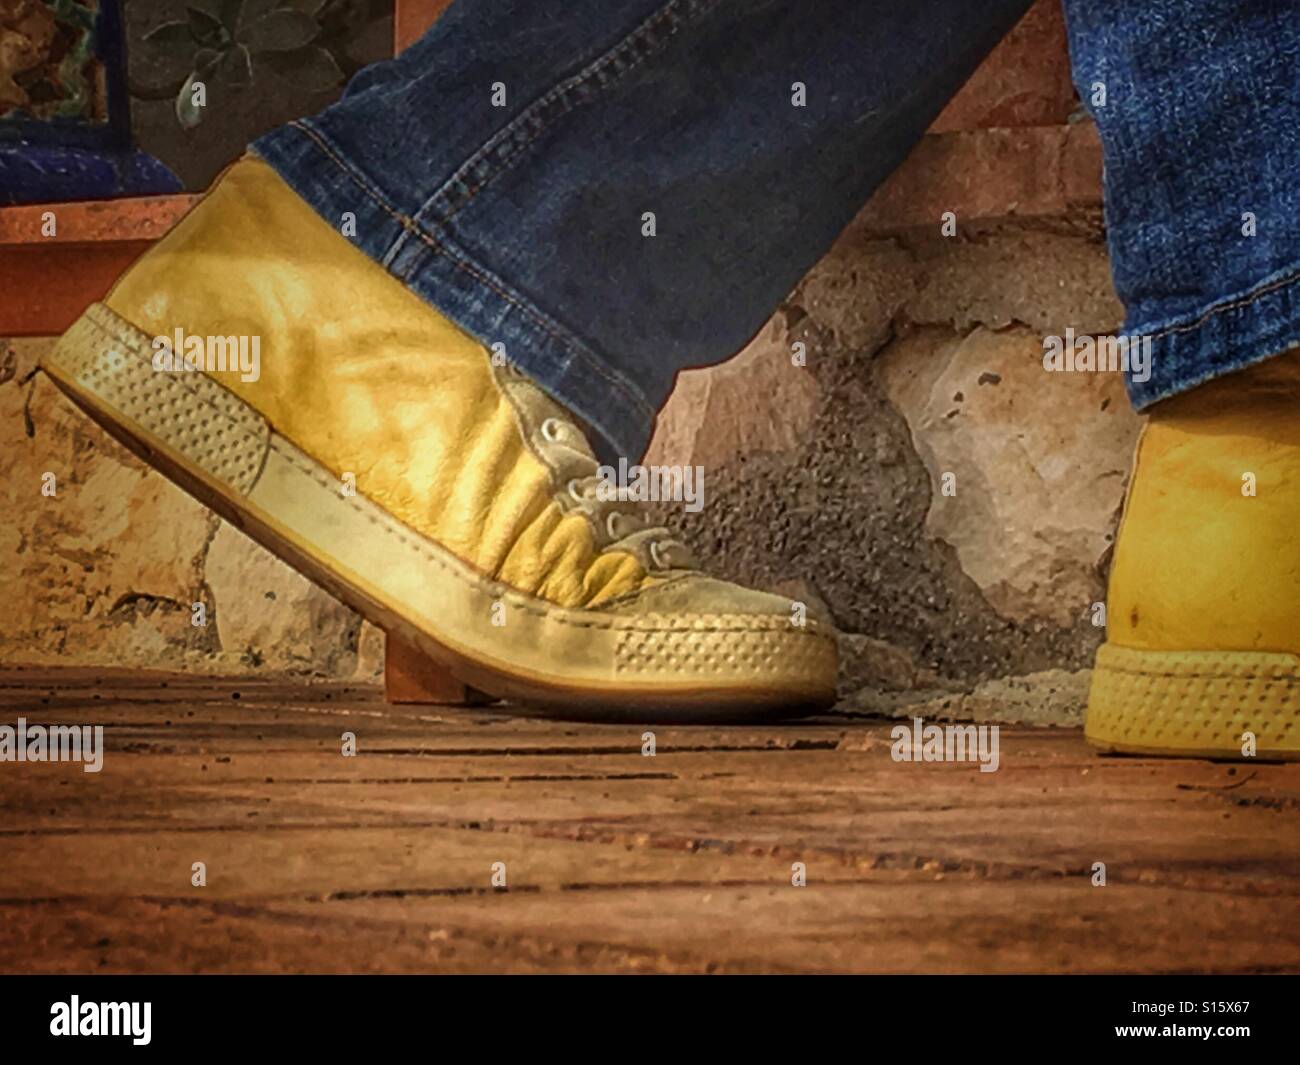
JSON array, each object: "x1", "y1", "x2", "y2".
[
  {"x1": 1107, "y1": 349, "x2": 1300, "y2": 653},
  {"x1": 105, "y1": 159, "x2": 671, "y2": 610}
]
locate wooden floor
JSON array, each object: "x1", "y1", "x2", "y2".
[{"x1": 1, "y1": 667, "x2": 1297, "y2": 974}]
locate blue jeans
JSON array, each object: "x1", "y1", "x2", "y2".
[{"x1": 254, "y1": 0, "x2": 1300, "y2": 461}]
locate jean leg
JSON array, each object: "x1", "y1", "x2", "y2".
[
  {"x1": 255, "y1": 0, "x2": 1031, "y2": 459},
  {"x1": 1064, "y1": 0, "x2": 1300, "y2": 409}
]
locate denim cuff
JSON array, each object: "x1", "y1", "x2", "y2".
[
  {"x1": 1126, "y1": 263, "x2": 1300, "y2": 410},
  {"x1": 252, "y1": 120, "x2": 656, "y2": 463}
]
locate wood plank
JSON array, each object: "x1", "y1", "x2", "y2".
[{"x1": 0, "y1": 668, "x2": 1297, "y2": 973}]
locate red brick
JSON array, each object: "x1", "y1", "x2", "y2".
[{"x1": 931, "y1": 0, "x2": 1076, "y2": 133}]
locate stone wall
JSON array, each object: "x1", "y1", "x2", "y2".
[
  {"x1": 645, "y1": 213, "x2": 1139, "y2": 724},
  {"x1": 1, "y1": 338, "x2": 385, "y2": 681}
]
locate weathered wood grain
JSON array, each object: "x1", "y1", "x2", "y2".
[{"x1": 1, "y1": 667, "x2": 1296, "y2": 973}]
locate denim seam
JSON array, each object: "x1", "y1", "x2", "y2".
[
  {"x1": 413, "y1": 0, "x2": 726, "y2": 227},
  {"x1": 1140, "y1": 262, "x2": 1300, "y2": 341},
  {"x1": 281, "y1": 118, "x2": 657, "y2": 424}
]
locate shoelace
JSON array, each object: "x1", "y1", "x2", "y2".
[{"x1": 535, "y1": 410, "x2": 696, "y2": 572}]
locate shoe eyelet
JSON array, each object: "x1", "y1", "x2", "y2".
[
  {"x1": 649, "y1": 540, "x2": 668, "y2": 569},
  {"x1": 540, "y1": 418, "x2": 563, "y2": 443},
  {"x1": 567, "y1": 478, "x2": 586, "y2": 504},
  {"x1": 606, "y1": 512, "x2": 623, "y2": 540}
]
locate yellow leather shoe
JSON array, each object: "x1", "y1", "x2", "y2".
[
  {"x1": 40, "y1": 158, "x2": 836, "y2": 720},
  {"x1": 1086, "y1": 351, "x2": 1300, "y2": 760}
]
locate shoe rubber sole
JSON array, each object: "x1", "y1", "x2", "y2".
[
  {"x1": 42, "y1": 303, "x2": 837, "y2": 722},
  {"x1": 1086, "y1": 643, "x2": 1300, "y2": 760}
]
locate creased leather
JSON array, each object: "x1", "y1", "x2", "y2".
[{"x1": 105, "y1": 158, "x2": 652, "y2": 608}]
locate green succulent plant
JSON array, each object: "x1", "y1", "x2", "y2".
[{"x1": 134, "y1": 0, "x2": 379, "y2": 128}]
